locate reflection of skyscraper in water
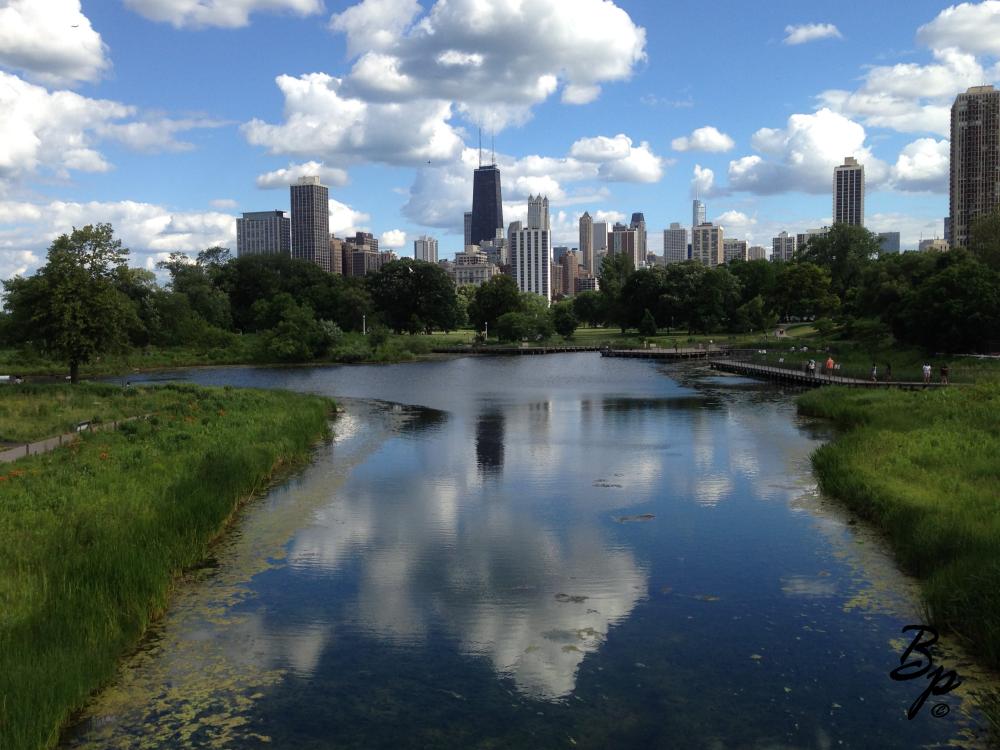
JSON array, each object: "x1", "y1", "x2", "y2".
[{"x1": 475, "y1": 410, "x2": 505, "y2": 474}]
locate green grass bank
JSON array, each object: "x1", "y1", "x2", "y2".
[
  {"x1": 797, "y1": 385, "x2": 1000, "y2": 675},
  {"x1": 0, "y1": 383, "x2": 333, "y2": 750}
]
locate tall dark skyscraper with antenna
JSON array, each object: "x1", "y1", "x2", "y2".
[{"x1": 470, "y1": 131, "x2": 504, "y2": 248}]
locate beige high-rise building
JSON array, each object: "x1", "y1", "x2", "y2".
[
  {"x1": 950, "y1": 85, "x2": 1000, "y2": 249},
  {"x1": 579, "y1": 212, "x2": 594, "y2": 274},
  {"x1": 692, "y1": 223, "x2": 724, "y2": 266},
  {"x1": 833, "y1": 157, "x2": 865, "y2": 226},
  {"x1": 723, "y1": 238, "x2": 748, "y2": 263},
  {"x1": 509, "y1": 196, "x2": 553, "y2": 302},
  {"x1": 663, "y1": 223, "x2": 688, "y2": 265},
  {"x1": 772, "y1": 231, "x2": 796, "y2": 262},
  {"x1": 609, "y1": 223, "x2": 642, "y2": 267},
  {"x1": 747, "y1": 245, "x2": 767, "y2": 261}
]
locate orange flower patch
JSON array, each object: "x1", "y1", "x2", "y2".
[{"x1": 99, "y1": 451, "x2": 110, "y2": 461}]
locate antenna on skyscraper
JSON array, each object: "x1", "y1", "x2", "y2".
[
  {"x1": 478, "y1": 125, "x2": 483, "y2": 168},
  {"x1": 491, "y1": 128, "x2": 496, "y2": 167}
]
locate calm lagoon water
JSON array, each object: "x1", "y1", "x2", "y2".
[{"x1": 68, "y1": 354, "x2": 992, "y2": 748}]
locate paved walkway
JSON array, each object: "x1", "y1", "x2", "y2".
[{"x1": 0, "y1": 416, "x2": 146, "y2": 464}]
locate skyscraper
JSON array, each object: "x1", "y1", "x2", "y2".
[
  {"x1": 833, "y1": 156, "x2": 865, "y2": 226},
  {"x1": 663, "y1": 223, "x2": 687, "y2": 265},
  {"x1": 236, "y1": 210, "x2": 290, "y2": 258},
  {"x1": 772, "y1": 231, "x2": 796, "y2": 262},
  {"x1": 414, "y1": 235, "x2": 439, "y2": 263},
  {"x1": 464, "y1": 211, "x2": 473, "y2": 248},
  {"x1": 950, "y1": 85, "x2": 1000, "y2": 249},
  {"x1": 630, "y1": 212, "x2": 647, "y2": 261},
  {"x1": 591, "y1": 221, "x2": 609, "y2": 266},
  {"x1": 609, "y1": 222, "x2": 641, "y2": 267},
  {"x1": 290, "y1": 176, "x2": 331, "y2": 272},
  {"x1": 692, "y1": 222, "x2": 724, "y2": 266},
  {"x1": 579, "y1": 212, "x2": 594, "y2": 274},
  {"x1": 471, "y1": 164, "x2": 504, "y2": 248},
  {"x1": 509, "y1": 196, "x2": 552, "y2": 302},
  {"x1": 692, "y1": 199, "x2": 706, "y2": 229},
  {"x1": 877, "y1": 232, "x2": 901, "y2": 254}
]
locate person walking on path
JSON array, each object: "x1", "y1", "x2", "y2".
[
  {"x1": 825, "y1": 355, "x2": 834, "y2": 375},
  {"x1": 870, "y1": 362, "x2": 878, "y2": 382},
  {"x1": 941, "y1": 363, "x2": 950, "y2": 385},
  {"x1": 808, "y1": 359, "x2": 816, "y2": 377},
  {"x1": 922, "y1": 363, "x2": 932, "y2": 384}
]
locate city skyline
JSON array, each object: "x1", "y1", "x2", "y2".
[{"x1": 1, "y1": 0, "x2": 993, "y2": 281}]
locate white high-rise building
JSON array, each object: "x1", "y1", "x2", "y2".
[
  {"x1": 692, "y1": 222, "x2": 724, "y2": 266},
  {"x1": 833, "y1": 156, "x2": 865, "y2": 226},
  {"x1": 579, "y1": 211, "x2": 594, "y2": 274},
  {"x1": 772, "y1": 231, "x2": 796, "y2": 262},
  {"x1": 413, "y1": 235, "x2": 438, "y2": 263},
  {"x1": 510, "y1": 196, "x2": 552, "y2": 302},
  {"x1": 663, "y1": 223, "x2": 688, "y2": 265},
  {"x1": 290, "y1": 176, "x2": 331, "y2": 272},
  {"x1": 692, "y1": 199, "x2": 706, "y2": 229}
]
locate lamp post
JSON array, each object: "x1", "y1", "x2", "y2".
[
  {"x1": 484, "y1": 321, "x2": 488, "y2": 342},
  {"x1": 363, "y1": 314, "x2": 367, "y2": 336}
]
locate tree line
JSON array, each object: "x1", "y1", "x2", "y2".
[{"x1": 2, "y1": 214, "x2": 999, "y2": 381}]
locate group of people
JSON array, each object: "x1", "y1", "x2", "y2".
[{"x1": 922, "y1": 363, "x2": 949, "y2": 384}]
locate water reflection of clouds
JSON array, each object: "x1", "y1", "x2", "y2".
[{"x1": 286, "y1": 429, "x2": 649, "y2": 699}]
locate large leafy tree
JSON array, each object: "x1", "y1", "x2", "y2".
[
  {"x1": 797, "y1": 223, "x2": 881, "y2": 298},
  {"x1": 598, "y1": 252, "x2": 634, "y2": 332},
  {"x1": 367, "y1": 260, "x2": 459, "y2": 333},
  {"x1": 468, "y1": 274, "x2": 521, "y2": 333},
  {"x1": 2, "y1": 224, "x2": 138, "y2": 382},
  {"x1": 774, "y1": 262, "x2": 840, "y2": 320}
]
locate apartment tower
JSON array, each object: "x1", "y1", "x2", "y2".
[
  {"x1": 833, "y1": 157, "x2": 865, "y2": 226},
  {"x1": 950, "y1": 85, "x2": 1000, "y2": 249},
  {"x1": 290, "y1": 176, "x2": 331, "y2": 271}
]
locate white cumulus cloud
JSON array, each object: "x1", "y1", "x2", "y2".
[
  {"x1": 256, "y1": 161, "x2": 350, "y2": 189},
  {"x1": 691, "y1": 164, "x2": 715, "y2": 197},
  {"x1": 783, "y1": 23, "x2": 842, "y2": 45},
  {"x1": 889, "y1": 137, "x2": 949, "y2": 192},
  {"x1": 0, "y1": 199, "x2": 236, "y2": 278},
  {"x1": 917, "y1": 0, "x2": 1000, "y2": 56},
  {"x1": 0, "y1": 0, "x2": 110, "y2": 87},
  {"x1": 726, "y1": 108, "x2": 887, "y2": 195},
  {"x1": 380, "y1": 229, "x2": 406, "y2": 248},
  {"x1": 329, "y1": 198, "x2": 370, "y2": 237},
  {"x1": 671, "y1": 126, "x2": 735, "y2": 153},
  {"x1": 123, "y1": 0, "x2": 323, "y2": 29}
]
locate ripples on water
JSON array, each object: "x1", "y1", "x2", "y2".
[{"x1": 66, "y1": 355, "x2": 993, "y2": 749}]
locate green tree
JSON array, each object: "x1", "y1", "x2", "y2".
[
  {"x1": 659, "y1": 261, "x2": 706, "y2": 333},
  {"x1": 367, "y1": 260, "x2": 459, "y2": 333},
  {"x1": 797, "y1": 223, "x2": 881, "y2": 298},
  {"x1": 638, "y1": 308, "x2": 657, "y2": 336},
  {"x1": 495, "y1": 311, "x2": 533, "y2": 342},
  {"x1": 2, "y1": 224, "x2": 138, "y2": 382},
  {"x1": 157, "y1": 251, "x2": 232, "y2": 330},
  {"x1": 620, "y1": 267, "x2": 668, "y2": 330},
  {"x1": 551, "y1": 300, "x2": 578, "y2": 339},
  {"x1": 598, "y1": 253, "x2": 634, "y2": 332},
  {"x1": 468, "y1": 275, "x2": 521, "y2": 333},
  {"x1": 774, "y1": 262, "x2": 840, "y2": 320},
  {"x1": 572, "y1": 290, "x2": 604, "y2": 327},
  {"x1": 970, "y1": 207, "x2": 1000, "y2": 270}
]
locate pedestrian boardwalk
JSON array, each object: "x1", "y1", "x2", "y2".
[
  {"x1": 601, "y1": 348, "x2": 718, "y2": 360},
  {"x1": 708, "y1": 359, "x2": 951, "y2": 390},
  {"x1": 432, "y1": 345, "x2": 603, "y2": 355}
]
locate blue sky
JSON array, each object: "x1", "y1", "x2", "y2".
[{"x1": 2, "y1": 0, "x2": 998, "y2": 278}]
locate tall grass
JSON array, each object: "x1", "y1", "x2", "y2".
[
  {"x1": 0, "y1": 383, "x2": 194, "y2": 443},
  {"x1": 0, "y1": 383, "x2": 332, "y2": 750},
  {"x1": 798, "y1": 385, "x2": 1000, "y2": 667}
]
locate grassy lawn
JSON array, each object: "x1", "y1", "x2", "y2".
[
  {"x1": 798, "y1": 385, "x2": 1000, "y2": 686},
  {"x1": 0, "y1": 383, "x2": 333, "y2": 750},
  {"x1": 0, "y1": 383, "x2": 195, "y2": 444}
]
